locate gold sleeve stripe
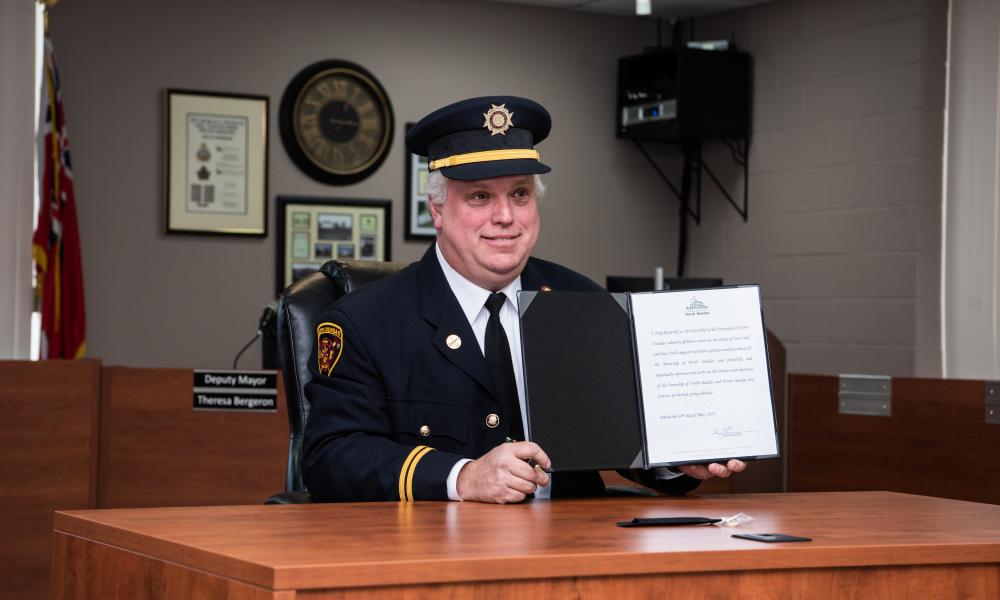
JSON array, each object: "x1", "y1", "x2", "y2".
[
  {"x1": 403, "y1": 446, "x2": 435, "y2": 502},
  {"x1": 428, "y1": 149, "x2": 540, "y2": 171},
  {"x1": 398, "y1": 445, "x2": 430, "y2": 501}
]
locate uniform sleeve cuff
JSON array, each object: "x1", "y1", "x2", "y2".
[
  {"x1": 403, "y1": 449, "x2": 466, "y2": 501},
  {"x1": 446, "y1": 458, "x2": 474, "y2": 501}
]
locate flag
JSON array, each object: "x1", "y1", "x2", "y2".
[{"x1": 32, "y1": 36, "x2": 86, "y2": 359}]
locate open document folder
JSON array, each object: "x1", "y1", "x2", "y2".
[{"x1": 517, "y1": 287, "x2": 779, "y2": 472}]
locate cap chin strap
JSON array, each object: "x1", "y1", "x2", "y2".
[{"x1": 428, "y1": 149, "x2": 539, "y2": 171}]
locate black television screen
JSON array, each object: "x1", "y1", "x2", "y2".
[{"x1": 605, "y1": 275, "x2": 723, "y2": 293}]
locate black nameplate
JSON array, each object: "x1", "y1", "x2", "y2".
[
  {"x1": 193, "y1": 391, "x2": 277, "y2": 411},
  {"x1": 194, "y1": 370, "x2": 278, "y2": 389},
  {"x1": 193, "y1": 369, "x2": 278, "y2": 412}
]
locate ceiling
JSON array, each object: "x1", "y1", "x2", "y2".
[{"x1": 482, "y1": 0, "x2": 770, "y2": 18}]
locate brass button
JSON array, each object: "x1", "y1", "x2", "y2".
[
  {"x1": 419, "y1": 425, "x2": 431, "y2": 437},
  {"x1": 486, "y1": 413, "x2": 500, "y2": 428}
]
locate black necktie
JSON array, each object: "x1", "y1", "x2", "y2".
[{"x1": 484, "y1": 292, "x2": 524, "y2": 440}]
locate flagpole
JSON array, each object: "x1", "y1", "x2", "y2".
[{"x1": 37, "y1": 0, "x2": 58, "y2": 35}]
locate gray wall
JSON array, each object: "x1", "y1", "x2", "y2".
[
  {"x1": 52, "y1": 0, "x2": 680, "y2": 368},
  {"x1": 50, "y1": 0, "x2": 947, "y2": 375},
  {"x1": 689, "y1": 0, "x2": 946, "y2": 376}
]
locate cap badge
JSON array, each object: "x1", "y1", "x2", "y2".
[{"x1": 483, "y1": 103, "x2": 514, "y2": 136}]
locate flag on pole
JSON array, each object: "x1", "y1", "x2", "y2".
[{"x1": 32, "y1": 35, "x2": 86, "y2": 359}]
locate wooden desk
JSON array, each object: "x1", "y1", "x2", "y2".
[{"x1": 53, "y1": 492, "x2": 1000, "y2": 599}]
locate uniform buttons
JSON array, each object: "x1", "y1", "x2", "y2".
[
  {"x1": 486, "y1": 413, "x2": 500, "y2": 428},
  {"x1": 419, "y1": 425, "x2": 431, "y2": 437}
]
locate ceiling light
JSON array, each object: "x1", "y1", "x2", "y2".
[{"x1": 636, "y1": 0, "x2": 651, "y2": 16}]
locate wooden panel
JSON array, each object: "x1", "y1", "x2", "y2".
[
  {"x1": 52, "y1": 532, "x2": 290, "y2": 600},
  {"x1": 0, "y1": 359, "x2": 100, "y2": 600},
  {"x1": 297, "y1": 565, "x2": 1000, "y2": 600},
  {"x1": 788, "y1": 374, "x2": 1000, "y2": 504},
  {"x1": 52, "y1": 492, "x2": 1000, "y2": 592},
  {"x1": 98, "y1": 367, "x2": 288, "y2": 508}
]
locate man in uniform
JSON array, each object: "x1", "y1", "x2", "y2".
[{"x1": 302, "y1": 96, "x2": 745, "y2": 503}]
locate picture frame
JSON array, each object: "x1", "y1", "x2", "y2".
[
  {"x1": 404, "y1": 122, "x2": 436, "y2": 240},
  {"x1": 164, "y1": 89, "x2": 269, "y2": 236},
  {"x1": 276, "y1": 196, "x2": 392, "y2": 295}
]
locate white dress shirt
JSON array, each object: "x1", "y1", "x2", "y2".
[{"x1": 435, "y1": 245, "x2": 553, "y2": 500}]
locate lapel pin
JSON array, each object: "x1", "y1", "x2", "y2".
[
  {"x1": 446, "y1": 334, "x2": 462, "y2": 349},
  {"x1": 540, "y1": 285, "x2": 553, "y2": 292}
]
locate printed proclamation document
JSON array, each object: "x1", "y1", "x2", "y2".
[{"x1": 630, "y1": 286, "x2": 778, "y2": 466}]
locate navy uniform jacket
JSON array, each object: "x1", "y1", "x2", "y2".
[{"x1": 302, "y1": 245, "x2": 700, "y2": 502}]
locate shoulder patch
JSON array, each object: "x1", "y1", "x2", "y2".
[{"x1": 316, "y1": 322, "x2": 344, "y2": 376}]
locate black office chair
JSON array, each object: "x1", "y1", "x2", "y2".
[{"x1": 266, "y1": 259, "x2": 408, "y2": 505}]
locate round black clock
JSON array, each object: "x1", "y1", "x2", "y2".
[{"x1": 279, "y1": 60, "x2": 394, "y2": 185}]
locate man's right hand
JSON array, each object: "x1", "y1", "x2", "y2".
[{"x1": 456, "y1": 441, "x2": 551, "y2": 503}]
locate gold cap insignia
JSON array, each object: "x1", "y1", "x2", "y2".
[
  {"x1": 483, "y1": 103, "x2": 514, "y2": 136},
  {"x1": 316, "y1": 322, "x2": 344, "y2": 376}
]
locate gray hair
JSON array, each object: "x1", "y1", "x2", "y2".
[{"x1": 425, "y1": 170, "x2": 546, "y2": 205}]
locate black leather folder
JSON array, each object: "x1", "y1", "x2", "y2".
[{"x1": 517, "y1": 288, "x2": 778, "y2": 472}]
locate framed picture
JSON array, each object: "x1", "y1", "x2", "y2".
[
  {"x1": 276, "y1": 196, "x2": 392, "y2": 295},
  {"x1": 404, "y1": 122, "x2": 436, "y2": 240},
  {"x1": 164, "y1": 89, "x2": 269, "y2": 236}
]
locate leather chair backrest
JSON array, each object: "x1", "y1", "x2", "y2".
[{"x1": 277, "y1": 258, "x2": 409, "y2": 492}]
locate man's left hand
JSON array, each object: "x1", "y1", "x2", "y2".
[{"x1": 677, "y1": 459, "x2": 746, "y2": 480}]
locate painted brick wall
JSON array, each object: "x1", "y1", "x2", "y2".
[{"x1": 688, "y1": 0, "x2": 946, "y2": 376}]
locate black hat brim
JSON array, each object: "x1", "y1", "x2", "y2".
[{"x1": 439, "y1": 158, "x2": 551, "y2": 181}]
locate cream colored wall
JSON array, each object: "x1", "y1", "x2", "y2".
[{"x1": 51, "y1": 0, "x2": 679, "y2": 368}]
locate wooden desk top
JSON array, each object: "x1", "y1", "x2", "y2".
[{"x1": 55, "y1": 492, "x2": 1000, "y2": 592}]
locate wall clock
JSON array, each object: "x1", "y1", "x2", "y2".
[{"x1": 279, "y1": 60, "x2": 394, "y2": 185}]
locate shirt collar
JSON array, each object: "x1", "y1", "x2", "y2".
[{"x1": 435, "y1": 243, "x2": 522, "y2": 322}]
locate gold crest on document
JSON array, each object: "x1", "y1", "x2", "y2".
[
  {"x1": 483, "y1": 103, "x2": 513, "y2": 136},
  {"x1": 316, "y1": 322, "x2": 344, "y2": 376}
]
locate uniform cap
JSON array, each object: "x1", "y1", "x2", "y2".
[{"x1": 405, "y1": 96, "x2": 551, "y2": 180}]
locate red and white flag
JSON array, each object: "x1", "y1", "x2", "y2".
[{"x1": 32, "y1": 36, "x2": 86, "y2": 359}]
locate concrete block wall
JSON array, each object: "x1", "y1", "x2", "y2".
[{"x1": 688, "y1": 0, "x2": 946, "y2": 376}]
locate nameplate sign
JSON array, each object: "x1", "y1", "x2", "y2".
[{"x1": 193, "y1": 369, "x2": 278, "y2": 412}]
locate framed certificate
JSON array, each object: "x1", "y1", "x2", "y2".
[
  {"x1": 164, "y1": 89, "x2": 269, "y2": 236},
  {"x1": 404, "y1": 122, "x2": 436, "y2": 240},
  {"x1": 275, "y1": 196, "x2": 392, "y2": 295}
]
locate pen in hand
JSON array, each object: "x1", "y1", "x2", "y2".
[{"x1": 505, "y1": 436, "x2": 547, "y2": 474}]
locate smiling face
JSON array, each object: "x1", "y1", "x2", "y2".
[{"x1": 430, "y1": 175, "x2": 540, "y2": 291}]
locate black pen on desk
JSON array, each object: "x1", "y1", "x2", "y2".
[{"x1": 505, "y1": 436, "x2": 547, "y2": 474}]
